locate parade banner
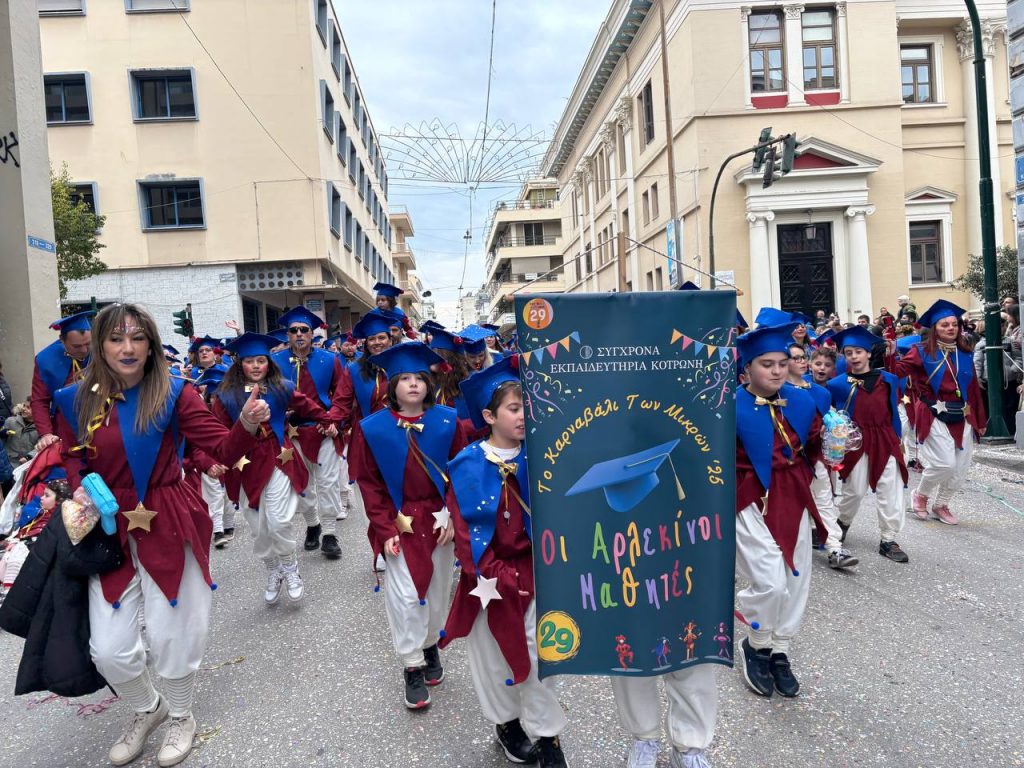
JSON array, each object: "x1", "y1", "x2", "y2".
[{"x1": 515, "y1": 291, "x2": 736, "y2": 679}]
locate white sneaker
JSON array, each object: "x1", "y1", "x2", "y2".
[
  {"x1": 627, "y1": 739, "x2": 660, "y2": 768},
  {"x1": 669, "y1": 748, "x2": 711, "y2": 768},
  {"x1": 335, "y1": 507, "x2": 349, "y2": 520},
  {"x1": 282, "y1": 563, "x2": 304, "y2": 601},
  {"x1": 157, "y1": 714, "x2": 196, "y2": 767},
  {"x1": 109, "y1": 697, "x2": 168, "y2": 766},
  {"x1": 264, "y1": 566, "x2": 283, "y2": 605}
]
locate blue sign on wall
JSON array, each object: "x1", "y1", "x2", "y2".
[{"x1": 27, "y1": 236, "x2": 56, "y2": 253}]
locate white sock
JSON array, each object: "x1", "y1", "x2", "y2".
[
  {"x1": 115, "y1": 668, "x2": 159, "y2": 714},
  {"x1": 162, "y1": 672, "x2": 196, "y2": 719}
]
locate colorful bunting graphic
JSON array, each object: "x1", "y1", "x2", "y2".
[
  {"x1": 518, "y1": 331, "x2": 582, "y2": 364},
  {"x1": 670, "y1": 329, "x2": 735, "y2": 359}
]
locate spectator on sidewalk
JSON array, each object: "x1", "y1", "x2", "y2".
[
  {"x1": 896, "y1": 295, "x2": 917, "y2": 322},
  {"x1": 0, "y1": 361, "x2": 13, "y2": 427},
  {"x1": 2, "y1": 403, "x2": 38, "y2": 466},
  {"x1": 974, "y1": 310, "x2": 1023, "y2": 436}
]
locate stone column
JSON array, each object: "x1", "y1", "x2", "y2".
[
  {"x1": 784, "y1": 4, "x2": 806, "y2": 106},
  {"x1": 845, "y1": 205, "x2": 876, "y2": 319},
  {"x1": 836, "y1": 3, "x2": 851, "y2": 103},
  {"x1": 747, "y1": 211, "x2": 776, "y2": 311},
  {"x1": 615, "y1": 96, "x2": 641, "y2": 290},
  {"x1": 0, "y1": 0, "x2": 61, "y2": 401}
]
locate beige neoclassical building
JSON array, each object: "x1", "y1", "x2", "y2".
[{"x1": 544, "y1": 0, "x2": 1015, "y2": 322}]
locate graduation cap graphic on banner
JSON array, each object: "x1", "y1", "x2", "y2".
[{"x1": 565, "y1": 439, "x2": 685, "y2": 513}]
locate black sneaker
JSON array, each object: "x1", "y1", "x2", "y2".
[
  {"x1": 423, "y1": 644, "x2": 444, "y2": 686},
  {"x1": 740, "y1": 637, "x2": 773, "y2": 697},
  {"x1": 810, "y1": 528, "x2": 821, "y2": 548},
  {"x1": 222, "y1": 527, "x2": 235, "y2": 542},
  {"x1": 879, "y1": 540, "x2": 909, "y2": 563},
  {"x1": 827, "y1": 548, "x2": 859, "y2": 569},
  {"x1": 213, "y1": 531, "x2": 228, "y2": 549},
  {"x1": 321, "y1": 534, "x2": 342, "y2": 559},
  {"x1": 303, "y1": 524, "x2": 322, "y2": 551},
  {"x1": 533, "y1": 736, "x2": 568, "y2": 768},
  {"x1": 495, "y1": 719, "x2": 535, "y2": 764},
  {"x1": 769, "y1": 653, "x2": 800, "y2": 697},
  {"x1": 403, "y1": 667, "x2": 430, "y2": 709},
  {"x1": 837, "y1": 520, "x2": 850, "y2": 543}
]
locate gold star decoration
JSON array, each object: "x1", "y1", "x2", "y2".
[
  {"x1": 123, "y1": 502, "x2": 157, "y2": 532},
  {"x1": 234, "y1": 456, "x2": 251, "y2": 472},
  {"x1": 902, "y1": 395, "x2": 911, "y2": 405},
  {"x1": 287, "y1": 424, "x2": 300, "y2": 439},
  {"x1": 395, "y1": 513, "x2": 414, "y2": 535},
  {"x1": 277, "y1": 446, "x2": 294, "y2": 464}
]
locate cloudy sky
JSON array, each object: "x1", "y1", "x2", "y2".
[{"x1": 335, "y1": 1, "x2": 609, "y2": 326}]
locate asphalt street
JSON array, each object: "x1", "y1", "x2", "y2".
[{"x1": 2, "y1": 458, "x2": 1023, "y2": 768}]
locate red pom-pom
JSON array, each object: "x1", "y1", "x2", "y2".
[
  {"x1": 509, "y1": 355, "x2": 520, "y2": 371},
  {"x1": 453, "y1": 336, "x2": 463, "y2": 346},
  {"x1": 438, "y1": 361, "x2": 453, "y2": 374}
]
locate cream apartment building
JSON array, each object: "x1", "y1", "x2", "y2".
[
  {"x1": 38, "y1": 0, "x2": 414, "y2": 341},
  {"x1": 544, "y1": 0, "x2": 1015, "y2": 322},
  {"x1": 482, "y1": 178, "x2": 565, "y2": 324}
]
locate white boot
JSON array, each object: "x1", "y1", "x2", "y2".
[{"x1": 157, "y1": 714, "x2": 196, "y2": 767}]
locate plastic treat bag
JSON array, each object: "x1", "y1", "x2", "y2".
[{"x1": 821, "y1": 409, "x2": 862, "y2": 468}]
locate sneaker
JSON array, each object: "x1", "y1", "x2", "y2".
[
  {"x1": 213, "y1": 531, "x2": 228, "y2": 549},
  {"x1": 423, "y1": 644, "x2": 444, "y2": 686},
  {"x1": 304, "y1": 524, "x2": 322, "y2": 551},
  {"x1": 837, "y1": 519, "x2": 850, "y2": 543},
  {"x1": 156, "y1": 714, "x2": 196, "y2": 767},
  {"x1": 739, "y1": 637, "x2": 773, "y2": 697},
  {"x1": 533, "y1": 736, "x2": 569, "y2": 768},
  {"x1": 626, "y1": 738, "x2": 660, "y2": 768},
  {"x1": 879, "y1": 540, "x2": 910, "y2": 563},
  {"x1": 109, "y1": 696, "x2": 168, "y2": 766},
  {"x1": 321, "y1": 533, "x2": 342, "y2": 559},
  {"x1": 931, "y1": 504, "x2": 959, "y2": 525},
  {"x1": 335, "y1": 507, "x2": 349, "y2": 521},
  {"x1": 827, "y1": 548, "x2": 859, "y2": 569},
  {"x1": 282, "y1": 563, "x2": 304, "y2": 601},
  {"x1": 810, "y1": 528, "x2": 821, "y2": 548},
  {"x1": 222, "y1": 527, "x2": 235, "y2": 542},
  {"x1": 907, "y1": 458, "x2": 923, "y2": 474},
  {"x1": 264, "y1": 566, "x2": 284, "y2": 605},
  {"x1": 403, "y1": 666, "x2": 430, "y2": 709},
  {"x1": 769, "y1": 653, "x2": 800, "y2": 697},
  {"x1": 374, "y1": 553, "x2": 387, "y2": 572},
  {"x1": 911, "y1": 490, "x2": 929, "y2": 520},
  {"x1": 669, "y1": 748, "x2": 712, "y2": 768},
  {"x1": 495, "y1": 719, "x2": 535, "y2": 764}
]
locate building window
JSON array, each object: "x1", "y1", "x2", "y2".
[
  {"x1": 330, "y1": 26, "x2": 342, "y2": 78},
  {"x1": 524, "y1": 222, "x2": 544, "y2": 246},
  {"x1": 353, "y1": 91, "x2": 362, "y2": 128},
  {"x1": 749, "y1": 10, "x2": 785, "y2": 92},
  {"x1": 70, "y1": 182, "x2": 98, "y2": 214},
  {"x1": 328, "y1": 183, "x2": 342, "y2": 238},
  {"x1": 342, "y1": 56, "x2": 353, "y2": 104},
  {"x1": 650, "y1": 183, "x2": 659, "y2": 220},
  {"x1": 909, "y1": 221, "x2": 944, "y2": 283},
  {"x1": 131, "y1": 69, "x2": 197, "y2": 120},
  {"x1": 638, "y1": 80, "x2": 655, "y2": 146},
  {"x1": 584, "y1": 242, "x2": 593, "y2": 275},
  {"x1": 44, "y1": 73, "x2": 90, "y2": 124},
  {"x1": 646, "y1": 271, "x2": 654, "y2": 291},
  {"x1": 357, "y1": 160, "x2": 365, "y2": 199},
  {"x1": 348, "y1": 142, "x2": 357, "y2": 180},
  {"x1": 641, "y1": 189, "x2": 650, "y2": 225},
  {"x1": 337, "y1": 120, "x2": 348, "y2": 164},
  {"x1": 802, "y1": 8, "x2": 837, "y2": 90},
  {"x1": 616, "y1": 124, "x2": 627, "y2": 174},
  {"x1": 139, "y1": 180, "x2": 204, "y2": 229},
  {"x1": 354, "y1": 222, "x2": 363, "y2": 261},
  {"x1": 38, "y1": 0, "x2": 85, "y2": 15},
  {"x1": 901, "y1": 45, "x2": 934, "y2": 104},
  {"x1": 655, "y1": 267, "x2": 663, "y2": 290},
  {"x1": 125, "y1": 0, "x2": 190, "y2": 11},
  {"x1": 314, "y1": 0, "x2": 328, "y2": 45},
  {"x1": 320, "y1": 80, "x2": 335, "y2": 142},
  {"x1": 343, "y1": 206, "x2": 354, "y2": 250}
]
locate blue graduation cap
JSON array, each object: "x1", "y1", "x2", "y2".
[
  {"x1": 163, "y1": 344, "x2": 181, "y2": 357},
  {"x1": 832, "y1": 326, "x2": 884, "y2": 351},
  {"x1": 917, "y1": 298, "x2": 966, "y2": 328},
  {"x1": 677, "y1": 281, "x2": 747, "y2": 327},
  {"x1": 736, "y1": 323, "x2": 800, "y2": 364},
  {"x1": 460, "y1": 324, "x2": 497, "y2": 354},
  {"x1": 46, "y1": 466, "x2": 68, "y2": 482},
  {"x1": 353, "y1": 308, "x2": 402, "y2": 339},
  {"x1": 189, "y1": 335, "x2": 222, "y2": 354},
  {"x1": 49, "y1": 310, "x2": 95, "y2": 335},
  {"x1": 481, "y1": 323, "x2": 501, "y2": 332},
  {"x1": 896, "y1": 334, "x2": 921, "y2": 353},
  {"x1": 369, "y1": 341, "x2": 442, "y2": 378},
  {"x1": 277, "y1": 306, "x2": 327, "y2": 331},
  {"x1": 428, "y1": 327, "x2": 464, "y2": 354},
  {"x1": 754, "y1": 307, "x2": 792, "y2": 328},
  {"x1": 373, "y1": 282, "x2": 404, "y2": 299},
  {"x1": 420, "y1": 320, "x2": 447, "y2": 334},
  {"x1": 565, "y1": 439, "x2": 685, "y2": 513},
  {"x1": 815, "y1": 328, "x2": 836, "y2": 346},
  {"x1": 459, "y1": 356, "x2": 520, "y2": 430},
  {"x1": 268, "y1": 328, "x2": 289, "y2": 344},
  {"x1": 224, "y1": 332, "x2": 282, "y2": 359},
  {"x1": 195, "y1": 367, "x2": 226, "y2": 391}
]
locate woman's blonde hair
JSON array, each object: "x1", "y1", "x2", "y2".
[{"x1": 75, "y1": 303, "x2": 170, "y2": 436}]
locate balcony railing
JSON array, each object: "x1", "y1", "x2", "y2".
[
  {"x1": 494, "y1": 234, "x2": 559, "y2": 248},
  {"x1": 486, "y1": 266, "x2": 565, "y2": 299},
  {"x1": 493, "y1": 199, "x2": 556, "y2": 212}
]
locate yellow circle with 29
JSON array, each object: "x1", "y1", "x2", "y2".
[{"x1": 536, "y1": 611, "x2": 581, "y2": 663}]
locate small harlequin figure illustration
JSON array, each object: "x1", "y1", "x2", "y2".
[
  {"x1": 713, "y1": 622, "x2": 732, "y2": 659},
  {"x1": 615, "y1": 634, "x2": 635, "y2": 669},
  {"x1": 681, "y1": 621, "x2": 702, "y2": 661},
  {"x1": 652, "y1": 636, "x2": 671, "y2": 668}
]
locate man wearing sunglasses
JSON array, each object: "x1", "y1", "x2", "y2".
[{"x1": 271, "y1": 307, "x2": 346, "y2": 559}]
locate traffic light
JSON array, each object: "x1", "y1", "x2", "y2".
[
  {"x1": 172, "y1": 307, "x2": 193, "y2": 338},
  {"x1": 781, "y1": 133, "x2": 798, "y2": 174},
  {"x1": 761, "y1": 145, "x2": 778, "y2": 189},
  {"x1": 751, "y1": 127, "x2": 773, "y2": 172}
]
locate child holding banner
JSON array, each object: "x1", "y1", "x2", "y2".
[
  {"x1": 735, "y1": 324, "x2": 827, "y2": 699},
  {"x1": 350, "y1": 342, "x2": 467, "y2": 711},
  {"x1": 441, "y1": 357, "x2": 570, "y2": 768}
]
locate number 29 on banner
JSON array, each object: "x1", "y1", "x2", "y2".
[
  {"x1": 523, "y1": 298, "x2": 554, "y2": 330},
  {"x1": 536, "y1": 611, "x2": 581, "y2": 663}
]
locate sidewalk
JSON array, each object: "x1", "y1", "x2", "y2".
[{"x1": 973, "y1": 440, "x2": 1024, "y2": 475}]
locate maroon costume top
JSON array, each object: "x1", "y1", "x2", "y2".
[
  {"x1": 351, "y1": 410, "x2": 467, "y2": 598},
  {"x1": 279, "y1": 354, "x2": 345, "y2": 463},
  {"x1": 736, "y1": 413, "x2": 826, "y2": 572},
  {"x1": 30, "y1": 356, "x2": 83, "y2": 438},
  {"x1": 335, "y1": 363, "x2": 389, "y2": 478},
  {"x1": 56, "y1": 385, "x2": 255, "y2": 604},
  {"x1": 892, "y1": 345, "x2": 986, "y2": 448},
  {"x1": 441, "y1": 473, "x2": 534, "y2": 683},
  {"x1": 836, "y1": 373, "x2": 908, "y2": 489}
]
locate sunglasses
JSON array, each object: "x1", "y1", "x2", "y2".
[{"x1": 288, "y1": 326, "x2": 312, "y2": 335}]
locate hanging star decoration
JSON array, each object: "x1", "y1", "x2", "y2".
[
  {"x1": 902, "y1": 394, "x2": 912, "y2": 405},
  {"x1": 933, "y1": 401, "x2": 948, "y2": 414},
  {"x1": 432, "y1": 508, "x2": 451, "y2": 532},
  {"x1": 277, "y1": 446, "x2": 294, "y2": 464},
  {"x1": 470, "y1": 574, "x2": 502, "y2": 610},
  {"x1": 234, "y1": 456, "x2": 251, "y2": 472},
  {"x1": 396, "y1": 513, "x2": 414, "y2": 534},
  {"x1": 124, "y1": 502, "x2": 157, "y2": 532}
]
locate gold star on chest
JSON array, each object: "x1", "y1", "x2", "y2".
[
  {"x1": 902, "y1": 395, "x2": 911, "y2": 405},
  {"x1": 234, "y1": 455, "x2": 251, "y2": 472},
  {"x1": 124, "y1": 502, "x2": 157, "y2": 532},
  {"x1": 287, "y1": 424, "x2": 300, "y2": 439},
  {"x1": 395, "y1": 512, "x2": 414, "y2": 534},
  {"x1": 277, "y1": 446, "x2": 294, "y2": 464}
]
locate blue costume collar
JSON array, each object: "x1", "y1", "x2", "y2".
[
  {"x1": 272, "y1": 348, "x2": 334, "y2": 408},
  {"x1": 36, "y1": 339, "x2": 87, "y2": 396},
  {"x1": 917, "y1": 343, "x2": 974, "y2": 399},
  {"x1": 348, "y1": 360, "x2": 384, "y2": 417},
  {"x1": 826, "y1": 371, "x2": 902, "y2": 439},
  {"x1": 736, "y1": 383, "x2": 815, "y2": 492},
  {"x1": 216, "y1": 381, "x2": 293, "y2": 445}
]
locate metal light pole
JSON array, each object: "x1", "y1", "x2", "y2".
[{"x1": 965, "y1": 0, "x2": 1009, "y2": 438}]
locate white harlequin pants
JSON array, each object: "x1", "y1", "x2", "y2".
[
  {"x1": 383, "y1": 542, "x2": 454, "y2": 668},
  {"x1": 811, "y1": 459, "x2": 844, "y2": 552},
  {"x1": 296, "y1": 438, "x2": 342, "y2": 535},
  {"x1": 836, "y1": 455, "x2": 906, "y2": 543},
  {"x1": 200, "y1": 473, "x2": 234, "y2": 534},
  {"x1": 611, "y1": 664, "x2": 718, "y2": 751},
  {"x1": 916, "y1": 421, "x2": 974, "y2": 506},
  {"x1": 240, "y1": 467, "x2": 298, "y2": 561}
]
